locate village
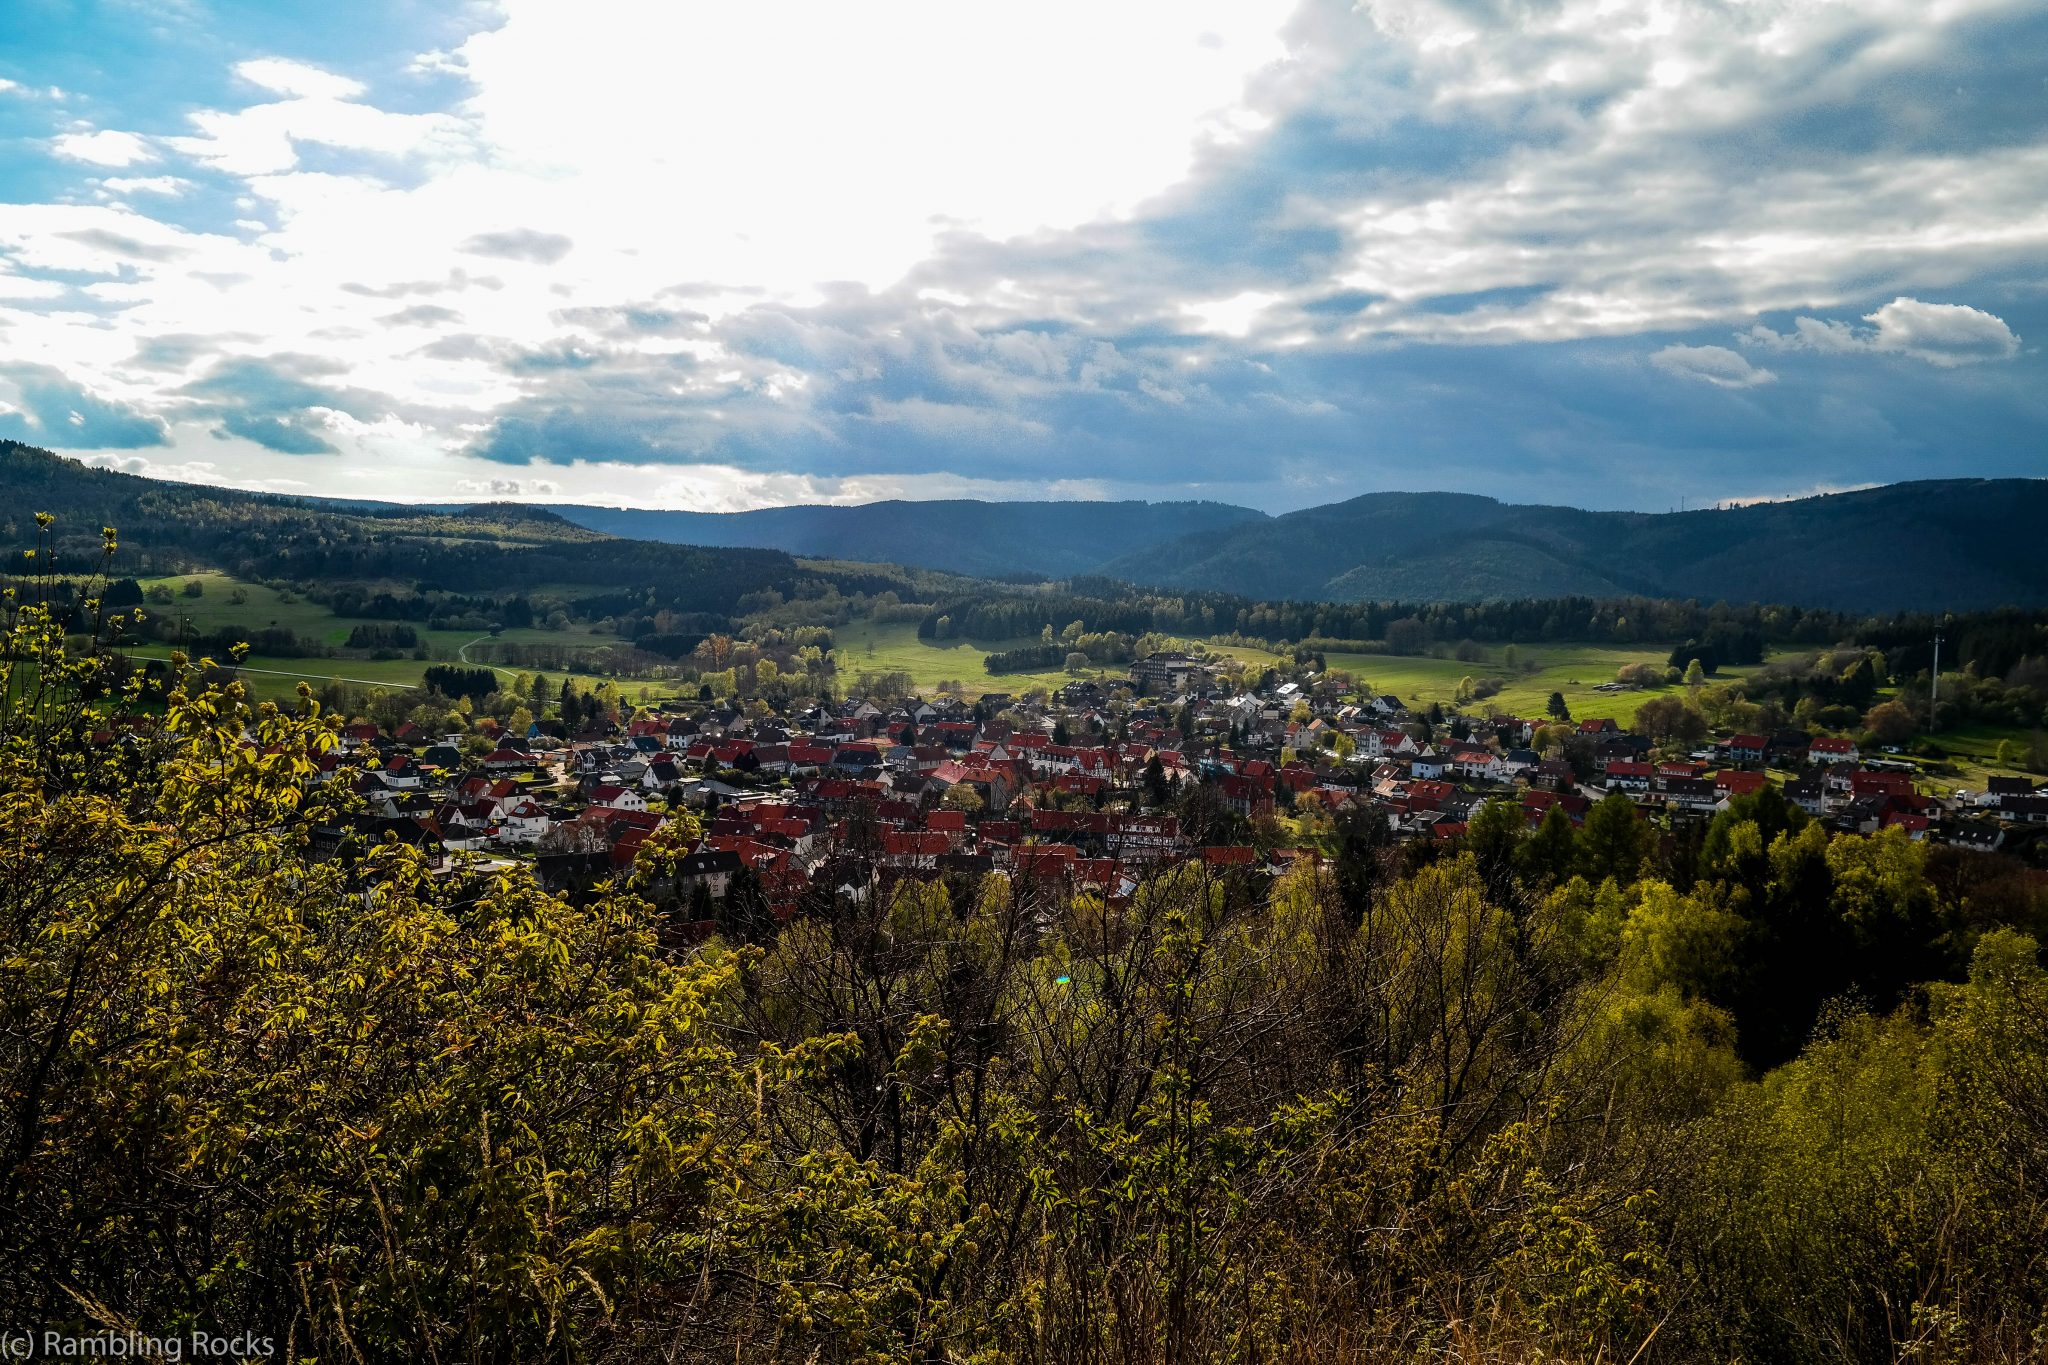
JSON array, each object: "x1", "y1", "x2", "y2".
[{"x1": 307, "y1": 647, "x2": 2046, "y2": 928}]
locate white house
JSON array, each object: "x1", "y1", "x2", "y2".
[
  {"x1": 498, "y1": 800, "x2": 554, "y2": 844},
  {"x1": 587, "y1": 783, "x2": 647, "y2": 813}
]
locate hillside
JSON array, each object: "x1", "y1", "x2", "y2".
[
  {"x1": 545, "y1": 498, "x2": 1265, "y2": 579},
  {"x1": 11, "y1": 444, "x2": 2047, "y2": 614},
  {"x1": 1099, "y1": 482, "x2": 2048, "y2": 613},
  {"x1": 554, "y1": 481, "x2": 2048, "y2": 613},
  {"x1": 0, "y1": 442, "x2": 853, "y2": 617}
]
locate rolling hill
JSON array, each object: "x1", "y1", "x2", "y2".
[
  {"x1": 548, "y1": 481, "x2": 2048, "y2": 612},
  {"x1": 8, "y1": 442, "x2": 2044, "y2": 614},
  {"x1": 1096, "y1": 482, "x2": 2048, "y2": 613},
  {"x1": 0, "y1": 441, "x2": 853, "y2": 618},
  {"x1": 544, "y1": 498, "x2": 1265, "y2": 579}
]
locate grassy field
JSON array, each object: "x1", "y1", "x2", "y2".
[
  {"x1": 137, "y1": 572, "x2": 617, "y2": 658},
  {"x1": 114, "y1": 642, "x2": 688, "y2": 707},
  {"x1": 1907, "y1": 721, "x2": 2039, "y2": 784},
  {"x1": 1225, "y1": 641, "x2": 1764, "y2": 723},
  {"x1": 832, "y1": 618, "x2": 1107, "y2": 695},
  {"x1": 832, "y1": 621, "x2": 1763, "y2": 721},
  {"x1": 115, "y1": 571, "x2": 685, "y2": 705},
  {"x1": 1320, "y1": 644, "x2": 1765, "y2": 723}
]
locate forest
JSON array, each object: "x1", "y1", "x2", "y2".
[
  {"x1": 926, "y1": 582, "x2": 1831, "y2": 662},
  {"x1": 5, "y1": 546, "x2": 2048, "y2": 1364}
]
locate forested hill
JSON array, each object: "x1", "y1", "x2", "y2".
[
  {"x1": 12, "y1": 442, "x2": 2046, "y2": 614},
  {"x1": 1096, "y1": 481, "x2": 2048, "y2": 613},
  {"x1": 553, "y1": 481, "x2": 2048, "y2": 613},
  {"x1": 545, "y1": 498, "x2": 1265, "y2": 579},
  {"x1": 0, "y1": 441, "x2": 872, "y2": 616}
]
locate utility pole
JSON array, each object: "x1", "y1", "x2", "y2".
[{"x1": 1930, "y1": 631, "x2": 1942, "y2": 731}]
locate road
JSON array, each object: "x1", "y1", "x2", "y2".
[
  {"x1": 457, "y1": 635, "x2": 518, "y2": 678},
  {"x1": 215, "y1": 662, "x2": 415, "y2": 688}
]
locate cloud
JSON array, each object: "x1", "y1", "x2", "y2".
[
  {"x1": 73, "y1": 452, "x2": 152, "y2": 475},
  {"x1": 97, "y1": 175, "x2": 191, "y2": 196},
  {"x1": 380, "y1": 303, "x2": 463, "y2": 327},
  {"x1": 216, "y1": 410, "x2": 337, "y2": 454},
  {"x1": 56, "y1": 226, "x2": 190, "y2": 264},
  {"x1": 167, "y1": 81, "x2": 468, "y2": 176},
  {"x1": 70, "y1": 454, "x2": 232, "y2": 485},
  {"x1": 1650, "y1": 344, "x2": 1776, "y2": 389},
  {"x1": 0, "y1": 365, "x2": 172, "y2": 448},
  {"x1": 234, "y1": 58, "x2": 366, "y2": 101},
  {"x1": 458, "y1": 229, "x2": 574, "y2": 265},
  {"x1": 1747, "y1": 297, "x2": 2021, "y2": 367},
  {"x1": 0, "y1": 275, "x2": 67, "y2": 300},
  {"x1": 1859, "y1": 298, "x2": 2021, "y2": 367},
  {"x1": 1182, "y1": 290, "x2": 1283, "y2": 338},
  {"x1": 178, "y1": 356, "x2": 398, "y2": 455},
  {"x1": 456, "y1": 476, "x2": 561, "y2": 497},
  {"x1": 51, "y1": 129, "x2": 157, "y2": 167}
]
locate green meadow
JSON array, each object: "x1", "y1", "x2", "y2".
[
  {"x1": 113, "y1": 643, "x2": 690, "y2": 707},
  {"x1": 1908, "y1": 721, "x2": 2039, "y2": 783},
  {"x1": 136, "y1": 571, "x2": 618, "y2": 657},
  {"x1": 832, "y1": 618, "x2": 1761, "y2": 724},
  {"x1": 1138, "y1": 637, "x2": 1749, "y2": 724},
  {"x1": 1320, "y1": 643, "x2": 1758, "y2": 724},
  {"x1": 112, "y1": 572, "x2": 685, "y2": 706},
  {"x1": 831, "y1": 618, "x2": 1098, "y2": 695}
]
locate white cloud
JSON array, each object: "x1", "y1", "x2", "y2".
[
  {"x1": 98, "y1": 176, "x2": 192, "y2": 197},
  {"x1": 170, "y1": 97, "x2": 467, "y2": 177},
  {"x1": 455, "y1": 477, "x2": 561, "y2": 497},
  {"x1": 1746, "y1": 297, "x2": 2021, "y2": 367},
  {"x1": 71, "y1": 452, "x2": 238, "y2": 484},
  {"x1": 0, "y1": 274, "x2": 66, "y2": 300},
  {"x1": 1182, "y1": 290, "x2": 1282, "y2": 338},
  {"x1": 74, "y1": 452, "x2": 151, "y2": 475},
  {"x1": 50, "y1": 129, "x2": 157, "y2": 167},
  {"x1": 1650, "y1": 344, "x2": 1776, "y2": 388},
  {"x1": 1862, "y1": 297, "x2": 2021, "y2": 366},
  {"x1": 234, "y1": 58, "x2": 366, "y2": 101}
]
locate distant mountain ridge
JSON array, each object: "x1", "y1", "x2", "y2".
[
  {"x1": 543, "y1": 499, "x2": 1265, "y2": 579},
  {"x1": 6, "y1": 442, "x2": 2043, "y2": 614},
  {"x1": 1095, "y1": 481, "x2": 2048, "y2": 613},
  {"x1": 550, "y1": 481, "x2": 2048, "y2": 613}
]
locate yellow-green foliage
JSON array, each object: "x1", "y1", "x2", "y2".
[{"x1": 1, "y1": 578, "x2": 759, "y2": 1356}]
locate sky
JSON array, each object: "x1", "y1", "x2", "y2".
[{"x1": 0, "y1": 0, "x2": 2043, "y2": 515}]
